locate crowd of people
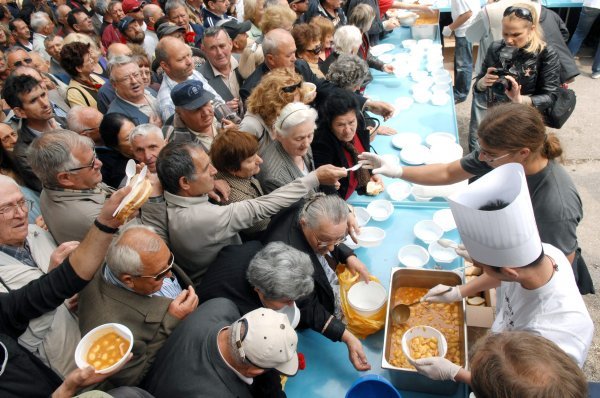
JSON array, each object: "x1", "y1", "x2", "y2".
[{"x1": 0, "y1": 0, "x2": 595, "y2": 396}]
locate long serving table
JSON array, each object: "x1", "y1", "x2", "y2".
[{"x1": 285, "y1": 28, "x2": 469, "y2": 398}]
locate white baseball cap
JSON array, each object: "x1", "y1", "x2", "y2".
[{"x1": 232, "y1": 308, "x2": 299, "y2": 376}]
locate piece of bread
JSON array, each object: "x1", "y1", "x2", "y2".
[
  {"x1": 115, "y1": 175, "x2": 153, "y2": 222},
  {"x1": 467, "y1": 296, "x2": 486, "y2": 306},
  {"x1": 366, "y1": 181, "x2": 384, "y2": 196}
]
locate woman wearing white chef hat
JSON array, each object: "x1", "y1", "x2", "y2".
[
  {"x1": 359, "y1": 102, "x2": 594, "y2": 295},
  {"x1": 405, "y1": 163, "x2": 594, "y2": 385}
]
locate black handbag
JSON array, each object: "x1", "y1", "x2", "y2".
[{"x1": 544, "y1": 86, "x2": 576, "y2": 129}]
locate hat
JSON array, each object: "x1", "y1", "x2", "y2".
[
  {"x1": 156, "y1": 22, "x2": 186, "y2": 39},
  {"x1": 122, "y1": 0, "x2": 145, "y2": 14},
  {"x1": 448, "y1": 163, "x2": 542, "y2": 268},
  {"x1": 231, "y1": 308, "x2": 299, "y2": 376},
  {"x1": 171, "y1": 80, "x2": 215, "y2": 110},
  {"x1": 216, "y1": 19, "x2": 252, "y2": 40},
  {"x1": 117, "y1": 16, "x2": 136, "y2": 33}
]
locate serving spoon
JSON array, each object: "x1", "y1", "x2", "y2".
[{"x1": 391, "y1": 286, "x2": 453, "y2": 325}]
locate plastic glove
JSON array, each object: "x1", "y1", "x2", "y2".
[
  {"x1": 358, "y1": 152, "x2": 403, "y2": 178},
  {"x1": 455, "y1": 244, "x2": 472, "y2": 262},
  {"x1": 442, "y1": 26, "x2": 453, "y2": 37},
  {"x1": 422, "y1": 284, "x2": 462, "y2": 303},
  {"x1": 409, "y1": 357, "x2": 461, "y2": 381}
]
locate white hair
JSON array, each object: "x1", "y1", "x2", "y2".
[
  {"x1": 333, "y1": 25, "x2": 362, "y2": 55},
  {"x1": 106, "y1": 225, "x2": 162, "y2": 276},
  {"x1": 129, "y1": 123, "x2": 164, "y2": 145},
  {"x1": 0, "y1": 174, "x2": 19, "y2": 188},
  {"x1": 30, "y1": 12, "x2": 51, "y2": 33},
  {"x1": 274, "y1": 102, "x2": 318, "y2": 137}
]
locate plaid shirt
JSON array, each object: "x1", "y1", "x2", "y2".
[{"x1": 0, "y1": 240, "x2": 37, "y2": 268}]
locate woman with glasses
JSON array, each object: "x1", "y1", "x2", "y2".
[
  {"x1": 360, "y1": 102, "x2": 594, "y2": 295},
  {"x1": 60, "y1": 41, "x2": 106, "y2": 109},
  {"x1": 292, "y1": 23, "x2": 325, "y2": 78},
  {"x1": 239, "y1": 68, "x2": 305, "y2": 152},
  {"x1": 468, "y1": 2, "x2": 560, "y2": 151}
]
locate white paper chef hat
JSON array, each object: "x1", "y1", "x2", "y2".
[{"x1": 447, "y1": 163, "x2": 542, "y2": 267}]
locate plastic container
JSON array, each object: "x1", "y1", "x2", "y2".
[
  {"x1": 348, "y1": 281, "x2": 388, "y2": 317},
  {"x1": 354, "y1": 207, "x2": 371, "y2": 227},
  {"x1": 367, "y1": 200, "x2": 394, "y2": 222},
  {"x1": 346, "y1": 374, "x2": 402, "y2": 398},
  {"x1": 398, "y1": 244, "x2": 430, "y2": 268},
  {"x1": 401, "y1": 326, "x2": 448, "y2": 361},
  {"x1": 75, "y1": 323, "x2": 134, "y2": 374},
  {"x1": 428, "y1": 240, "x2": 458, "y2": 263},
  {"x1": 413, "y1": 220, "x2": 443, "y2": 244},
  {"x1": 356, "y1": 227, "x2": 386, "y2": 247},
  {"x1": 387, "y1": 181, "x2": 412, "y2": 201}
]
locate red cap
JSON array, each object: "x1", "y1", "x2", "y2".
[{"x1": 122, "y1": 0, "x2": 145, "y2": 14}]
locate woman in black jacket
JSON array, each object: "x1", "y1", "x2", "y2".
[
  {"x1": 468, "y1": 3, "x2": 560, "y2": 151},
  {"x1": 312, "y1": 89, "x2": 382, "y2": 199}
]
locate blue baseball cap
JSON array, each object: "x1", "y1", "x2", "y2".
[
  {"x1": 171, "y1": 80, "x2": 215, "y2": 110},
  {"x1": 117, "y1": 16, "x2": 136, "y2": 33}
]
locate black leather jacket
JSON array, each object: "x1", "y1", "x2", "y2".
[{"x1": 475, "y1": 40, "x2": 561, "y2": 111}]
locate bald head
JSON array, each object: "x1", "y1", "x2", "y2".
[
  {"x1": 57, "y1": 5, "x2": 71, "y2": 25},
  {"x1": 107, "y1": 43, "x2": 132, "y2": 59},
  {"x1": 263, "y1": 28, "x2": 296, "y2": 69},
  {"x1": 30, "y1": 51, "x2": 49, "y2": 73},
  {"x1": 67, "y1": 106, "x2": 104, "y2": 144},
  {"x1": 143, "y1": 4, "x2": 164, "y2": 28}
]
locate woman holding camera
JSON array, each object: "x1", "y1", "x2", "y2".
[{"x1": 468, "y1": 3, "x2": 560, "y2": 152}]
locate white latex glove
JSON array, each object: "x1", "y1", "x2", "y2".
[
  {"x1": 422, "y1": 284, "x2": 462, "y2": 303},
  {"x1": 358, "y1": 152, "x2": 403, "y2": 178},
  {"x1": 455, "y1": 244, "x2": 472, "y2": 262},
  {"x1": 442, "y1": 26, "x2": 453, "y2": 37},
  {"x1": 409, "y1": 357, "x2": 461, "y2": 381}
]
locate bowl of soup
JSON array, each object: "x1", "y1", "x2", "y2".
[{"x1": 75, "y1": 323, "x2": 134, "y2": 374}]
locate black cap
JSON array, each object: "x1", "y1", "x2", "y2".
[
  {"x1": 171, "y1": 80, "x2": 215, "y2": 110},
  {"x1": 216, "y1": 19, "x2": 252, "y2": 40},
  {"x1": 117, "y1": 16, "x2": 136, "y2": 33}
]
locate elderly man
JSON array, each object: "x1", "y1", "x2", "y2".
[
  {"x1": 0, "y1": 181, "x2": 143, "y2": 397},
  {"x1": 79, "y1": 225, "x2": 197, "y2": 386},
  {"x1": 155, "y1": 36, "x2": 223, "y2": 122},
  {"x1": 143, "y1": 301, "x2": 299, "y2": 398},
  {"x1": 67, "y1": 105, "x2": 104, "y2": 145},
  {"x1": 117, "y1": 15, "x2": 145, "y2": 45},
  {"x1": 56, "y1": 4, "x2": 73, "y2": 36},
  {"x1": 200, "y1": 26, "x2": 243, "y2": 114},
  {"x1": 67, "y1": 9, "x2": 96, "y2": 35},
  {"x1": 44, "y1": 34, "x2": 69, "y2": 81},
  {"x1": 2, "y1": 74, "x2": 66, "y2": 192},
  {"x1": 97, "y1": 43, "x2": 133, "y2": 113},
  {"x1": 201, "y1": 0, "x2": 233, "y2": 27},
  {"x1": 129, "y1": 123, "x2": 166, "y2": 173},
  {"x1": 9, "y1": 19, "x2": 33, "y2": 52},
  {"x1": 102, "y1": 0, "x2": 126, "y2": 48},
  {"x1": 165, "y1": 0, "x2": 204, "y2": 47},
  {"x1": 107, "y1": 55, "x2": 159, "y2": 125},
  {"x1": 6, "y1": 48, "x2": 34, "y2": 72},
  {"x1": 218, "y1": 18, "x2": 251, "y2": 58},
  {"x1": 30, "y1": 11, "x2": 55, "y2": 60},
  {"x1": 239, "y1": 29, "x2": 394, "y2": 120},
  {"x1": 142, "y1": 3, "x2": 164, "y2": 59},
  {"x1": 0, "y1": 175, "x2": 80, "y2": 378},
  {"x1": 154, "y1": 140, "x2": 346, "y2": 283}
]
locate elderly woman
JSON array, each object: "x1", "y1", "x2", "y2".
[
  {"x1": 239, "y1": 68, "x2": 304, "y2": 152},
  {"x1": 310, "y1": 16, "x2": 335, "y2": 61},
  {"x1": 257, "y1": 102, "x2": 317, "y2": 194},
  {"x1": 263, "y1": 193, "x2": 371, "y2": 371},
  {"x1": 60, "y1": 41, "x2": 106, "y2": 108},
  {"x1": 313, "y1": 89, "x2": 383, "y2": 199},
  {"x1": 319, "y1": 24, "x2": 362, "y2": 75},
  {"x1": 210, "y1": 128, "x2": 268, "y2": 240},
  {"x1": 63, "y1": 33, "x2": 109, "y2": 79},
  {"x1": 292, "y1": 23, "x2": 324, "y2": 78},
  {"x1": 98, "y1": 113, "x2": 135, "y2": 188},
  {"x1": 348, "y1": 4, "x2": 394, "y2": 74},
  {"x1": 244, "y1": 0, "x2": 265, "y2": 41}
]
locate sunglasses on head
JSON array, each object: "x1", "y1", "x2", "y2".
[
  {"x1": 503, "y1": 6, "x2": 533, "y2": 22},
  {"x1": 281, "y1": 81, "x2": 302, "y2": 93},
  {"x1": 306, "y1": 45, "x2": 322, "y2": 55},
  {"x1": 14, "y1": 58, "x2": 33, "y2": 67}
]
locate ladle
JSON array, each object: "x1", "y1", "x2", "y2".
[{"x1": 391, "y1": 286, "x2": 453, "y2": 324}]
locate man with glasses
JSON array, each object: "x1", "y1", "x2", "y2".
[
  {"x1": 5, "y1": 47, "x2": 34, "y2": 72},
  {"x1": 107, "y1": 55, "x2": 159, "y2": 125},
  {"x1": 78, "y1": 224, "x2": 197, "y2": 387},
  {"x1": 2, "y1": 74, "x2": 66, "y2": 192}
]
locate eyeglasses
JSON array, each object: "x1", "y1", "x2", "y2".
[
  {"x1": 503, "y1": 6, "x2": 533, "y2": 22},
  {"x1": 135, "y1": 252, "x2": 175, "y2": 281},
  {"x1": 14, "y1": 58, "x2": 33, "y2": 68},
  {"x1": 311, "y1": 229, "x2": 347, "y2": 249},
  {"x1": 281, "y1": 81, "x2": 302, "y2": 93},
  {"x1": 478, "y1": 147, "x2": 513, "y2": 163},
  {"x1": 114, "y1": 71, "x2": 142, "y2": 83},
  {"x1": 66, "y1": 151, "x2": 97, "y2": 172},
  {"x1": 306, "y1": 45, "x2": 322, "y2": 55},
  {"x1": 0, "y1": 199, "x2": 32, "y2": 220}
]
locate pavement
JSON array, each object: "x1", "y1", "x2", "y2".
[{"x1": 445, "y1": 44, "x2": 600, "y2": 380}]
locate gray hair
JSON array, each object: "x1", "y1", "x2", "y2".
[
  {"x1": 299, "y1": 193, "x2": 349, "y2": 229},
  {"x1": 348, "y1": 3, "x2": 375, "y2": 34},
  {"x1": 67, "y1": 105, "x2": 101, "y2": 134},
  {"x1": 327, "y1": 54, "x2": 369, "y2": 90},
  {"x1": 274, "y1": 102, "x2": 318, "y2": 137},
  {"x1": 43, "y1": 33, "x2": 62, "y2": 47},
  {"x1": 129, "y1": 123, "x2": 164, "y2": 145},
  {"x1": 94, "y1": 0, "x2": 109, "y2": 15},
  {"x1": 165, "y1": 0, "x2": 186, "y2": 16},
  {"x1": 106, "y1": 225, "x2": 162, "y2": 276},
  {"x1": 108, "y1": 55, "x2": 136, "y2": 80},
  {"x1": 0, "y1": 174, "x2": 19, "y2": 188},
  {"x1": 107, "y1": 0, "x2": 122, "y2": 14},
  {"x1": 247, "y1": 242, "x2": 314, "y2": 301},
  {"x1": 333, "y1": 25, "x2": 362, "y2": 54},
  {"x1": 30, "y1": 12, "x2": 51, "y2": 33},
  {"x1": 202, "y1": 26, "x2": 226, "y2": 45},
  {"x1": 228, "y1": 318, "x2": 249, "y2": 367},
  {"x1": 262, "y1": 29, "x2": 289, "y2": 56},
  {"x1": 28, "y1": 129, "x2": 95, "y2": 188}
]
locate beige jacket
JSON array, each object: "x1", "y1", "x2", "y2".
[{"x1": 0, "y1": 225, "x2": 80, "y2": 377}]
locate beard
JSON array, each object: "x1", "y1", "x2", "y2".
[{"x1": 128, "y1": 32, "x2": 145, "y2": 44}]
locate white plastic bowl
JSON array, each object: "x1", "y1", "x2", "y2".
[
  {"x1": 75, "y1": 323, "x2": 134, "y2": 374},
  {"x1": 354, "y1": 207, "x2": 371, "y2": 227},
  {"x1": 428, "y1": 240, "x2": 458, "y2": 263},
  {"x1": 387, "y1": 180, "x2": 412, "y2": 201},
  {"x1": 356, "y1": 227, "x2": 386, "y2": 247},
  {"x1": 402, "y1": 39, "x2": 417, "y2": 49},
  {"x1": 413, "y1": 90, "x2": 432, "y2": 104},
  {"x1": 413, "y1": 220, "x2": 444, "y2": 244},
  {"x1": 431, "y1": 92, "x2": 451, "y2": 106},
  {"x1": 411, "y1": 70, "x2": 429, "y2": 82},
  {"x1": 435, "y1": 74, "x2": 453, "y2": 85},
  {"x1": 398, "y1": 244, "x2": 430, "y2": 268},
  {"x1": 432, "y1": 82, "x2": 451, "y2": 92},
  {"x1": 348, "y1": 281, "x2": 387, "y2": 317},
  {"x1": 401, "y1": 326, "x2": 448, "y2": 362},
  {"x1": 425, "y1": 132, "x2": 456, "y2": 147},
  {"x1": 412, "y1": 194, "x2": 433, "y2": 202},
  {"x1": 367, "y1": 199, "x2": 394, "y2": 221},
  {"x1": 411, "y1": 185, "x2": 434, "y2": 201},
  {"x1": 417, "y1": 39, "x2": 433, "y2": 48},
  {"x1": 400, "y1": 144, "x2": 431, "y2": 165},
  {"x1": 343, "y1": 235, "x2": 360, "y2": 250},
  {"x1": 432, "y1": 208, "x2": 457, "y2": 232},
  {"x1": 391, "y1": 132, "x2": 422, "y2": 149}
]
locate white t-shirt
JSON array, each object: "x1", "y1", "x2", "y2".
[
  {"x1": 491, "y1": 243, "x2": 594, "y2": 368},
  {"x1": 451, "y1": 0, "x2": 482, "y2": 37}
]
